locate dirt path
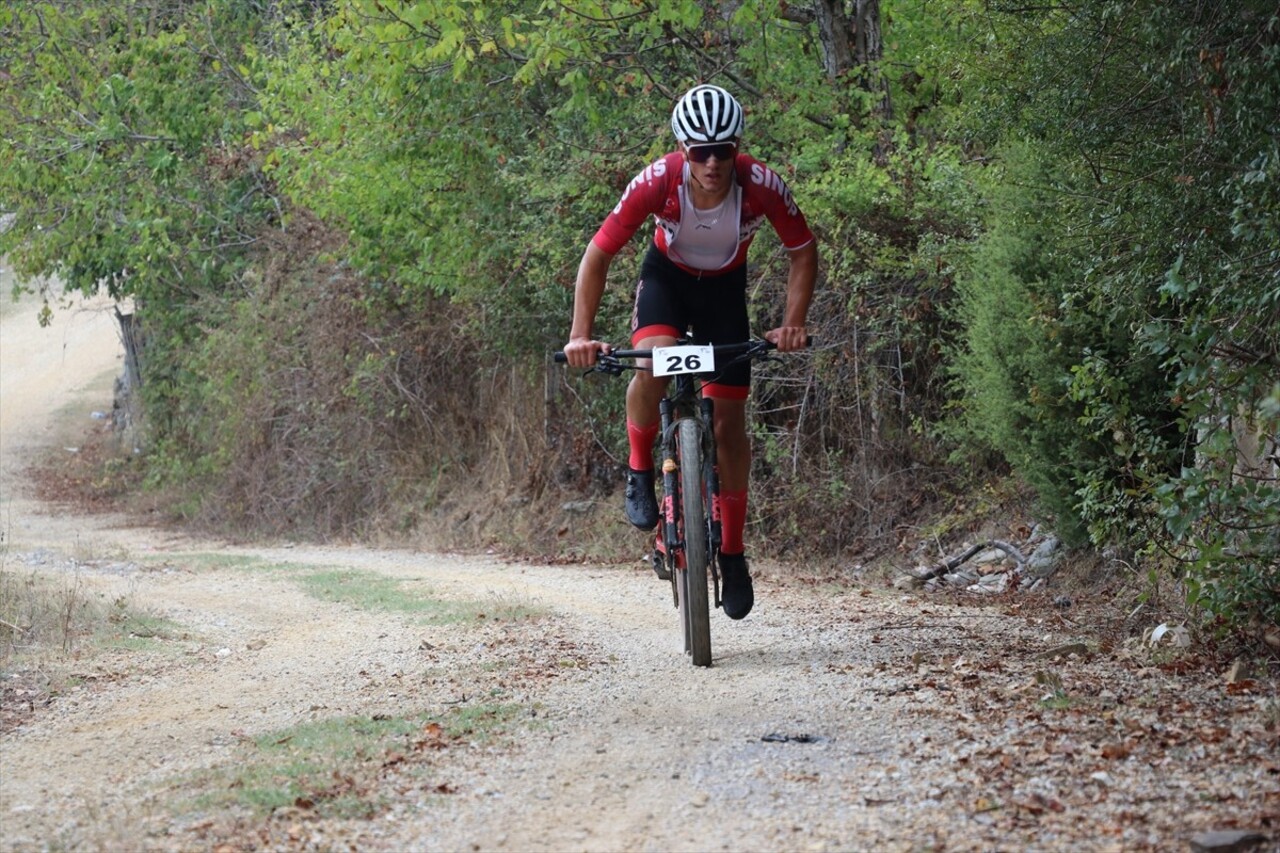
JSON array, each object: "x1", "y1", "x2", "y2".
[{"x1": 0, "y1": 286, "x2": 1274, "y2": 852}]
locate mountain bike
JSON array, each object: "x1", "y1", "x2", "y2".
[{"x1": 555, "y1": 338, "x2": 785, "y2": 667}]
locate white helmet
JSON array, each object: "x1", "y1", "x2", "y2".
[{"x1": 670, "y1": 84, "x2": 744, "y2": 144}]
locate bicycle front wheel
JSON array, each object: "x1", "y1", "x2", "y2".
[{"x1": 677, "y1": 418, "x2": 712, "y2": 667}]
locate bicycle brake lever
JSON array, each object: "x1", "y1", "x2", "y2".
[{"x1": 590, "y1": 357, "x2": 626, "y2": 377}]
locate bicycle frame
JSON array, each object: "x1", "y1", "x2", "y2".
[
  {"x1": 657, "y1": 367, "x2": 720, "y2": 594},
  {"x1": 554, "y1": 338, "x2": 782, "y2": 667}
]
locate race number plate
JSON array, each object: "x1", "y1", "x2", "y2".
[{"x1": 652, "y1": 344, "x2": 715, "y2": 377}]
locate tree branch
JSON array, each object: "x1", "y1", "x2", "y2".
[{"x1": 915, "y1": 540, "x2": 1028, "y2": 581}]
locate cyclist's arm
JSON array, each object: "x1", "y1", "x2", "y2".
[
  {"x1": 766, "y1": 241, "x2": 818, "y2": 352},
  {"x1": 565, "y1": 241, "x2": 615, "y2": 367}
]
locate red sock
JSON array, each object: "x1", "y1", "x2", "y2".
[
  {"x1": 717, "y1": 489, "x2": 748, "y2": 554},
  {"x1": 627, "y1": 420, "x2": 660, "y2": 471}
]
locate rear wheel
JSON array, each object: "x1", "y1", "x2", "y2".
[{"x1": 677, "y1": 418, "x2": 712, "y2": 667}]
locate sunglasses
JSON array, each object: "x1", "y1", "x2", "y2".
[{"x1": 686, "y1": 142, "x2": 737, "y2": 163}]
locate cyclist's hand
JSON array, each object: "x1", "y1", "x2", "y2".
[
  {"x1": 765, "y1": 325, "x2": 808, "y2": 352},
  {"x1": 563, "y1": 337, "x2": 610, "y2": 368}
]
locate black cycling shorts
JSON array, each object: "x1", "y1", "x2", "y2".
[{"x1": 629, "y1": 245, "x2": 751, "y2": 398}]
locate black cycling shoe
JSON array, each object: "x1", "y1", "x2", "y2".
[
  {"x1": 718, "y1": 552, "x2": 754, "y2": 620},
  {"x1": 624, "y1": 468, "x2": 659, "y2": 530}
]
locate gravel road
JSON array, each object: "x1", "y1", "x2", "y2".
[{"x1": 0, "y1": 284, "x2": 1274, "y2": 852}]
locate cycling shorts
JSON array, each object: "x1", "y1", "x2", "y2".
[{"x1": 630, "y1": 245, "x2": 751, "y2": 400}]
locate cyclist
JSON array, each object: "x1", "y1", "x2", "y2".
[{"x1": 563, "y1": 84, "x2": 818, "y2": 620}]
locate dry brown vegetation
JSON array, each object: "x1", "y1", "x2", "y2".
[
  {"x1": 0, "y1": 192, "x2": 947, "y2": 578},
  {"x1": 16, "y1": 219, "x2": 1277, "y2": 665}
]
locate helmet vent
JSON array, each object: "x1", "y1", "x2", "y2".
[{"x1": 671, "y1": 85, "x2": 743, "y2": 144}]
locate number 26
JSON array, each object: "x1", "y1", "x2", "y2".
[{"x1": 666, "y1": 353, "x2": 701, "y2": 372}]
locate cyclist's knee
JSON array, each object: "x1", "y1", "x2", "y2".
[
  {"x1": 627, "y1": 371, "x2": 669, "y2": 413},
  {"x1": 712, "y1": 398, "x2": 747, "y2": 425},
  {"x1": 713, "y1": 408, "x2": 748, "y2": 449},
  {"x1": 630, "y1": 370, "x2": 667, "y2": 394}
]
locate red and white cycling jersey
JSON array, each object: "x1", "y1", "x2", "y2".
[{"x1": 591, "y1": 151, "x2": 815, "y2": 275}]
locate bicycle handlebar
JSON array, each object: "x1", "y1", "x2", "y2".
[{"x1": 552, "y1": 337, "x2": 810, "y2": 365}]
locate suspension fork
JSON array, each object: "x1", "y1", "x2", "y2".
[
  {"x1": 700, "y1": 396, "x2": 722, "y2": 559},
  {"x1": 658, "y1": 396, "x2": 679, "y2": 560}
]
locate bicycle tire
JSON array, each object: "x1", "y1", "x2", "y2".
[{"x1": 677, "y1": 418, "x2": 712, "y2": 667}]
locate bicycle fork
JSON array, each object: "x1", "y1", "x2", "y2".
[
  {"x1": 700, "y1": 396, "x2": 723, "y2": 608},
  {"x1": 654, "y1": 397, "x2": 724, "y2": 607},
  {"x1": 657, "y1": 398, "x2": 680, "y2": 594}
]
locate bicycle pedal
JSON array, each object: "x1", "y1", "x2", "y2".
[{"x1": 651, "y1": 549, "x2": 672, "y2": 580}]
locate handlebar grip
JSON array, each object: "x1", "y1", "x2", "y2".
[
  {"x1": 762, "y1": 335, "x2": 814, "y2": 350},
  {"x1": 553, "y1": 352, "x2": 567, "y2": 364}
]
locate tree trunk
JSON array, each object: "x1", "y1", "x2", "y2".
[
  {"x1": 811, "y1": 0, "x2": 855, "y2": 82},
  {"x1": 808, "y1": 0, "x2": 892, "y2": 120}
]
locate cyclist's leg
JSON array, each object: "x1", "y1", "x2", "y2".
[
  {"x1": 710, "y1": 396, "x2": 749, "y2": 547},
  {"x1": 688, "y1": 268, "x2": 754, "y2": 618},
  {"x1": 687, "y1": 266, "x2": 751, "y2": 503},
  {"x1": 623, "y1": 248, "x2": 685, "y2": 529},
  {"x1": 705, "y1": 391, "x2": 753, "y2": 618},
  {"x1": 622, "y1": 360, "x2": 669, "y2": 530},
  {"x1": 625, "y1": 337, "x2": 675, "y2": 444},
  {"x1": 627, "y1": 246, "x2": 693, "y2": 456},
  {"x1": 708, "y1": 398, "x2": 747, "y2": 488}
]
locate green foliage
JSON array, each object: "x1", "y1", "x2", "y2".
[
  {"x1": 945, "y1": 144, "x2": 1090, "y2": 542},
  {"x1": 11, "y1": 0, "x2": 1273, "y2": 638},
  {"x1": 0, "y1": 2, "x2": 269, "y2": 298},
  {"x1": 945, "y1": 0, "x2": 1280, "y2": 630},
  {"x1": 251, "y1": 0, "x2": 826, "y2": 348},
  {"x1": 4, "y1": 0, "x2": 986, "y2": 560},
  {"x1": 0, "y1": 0, "x2": 278, "y2": 473},
  {"x1": 255, "y1": 7, "x2": 524, "y2": 305}
]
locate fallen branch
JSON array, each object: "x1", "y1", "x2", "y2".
[{"x1": 915, "y1": 540, "x2": 1028, "y2": 581}]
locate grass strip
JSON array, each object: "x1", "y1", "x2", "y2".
[
  {"x1": 297, "y1": 568, "x2": 542, "y2": 625},
  {"x1": 189, "y1": 703, "x2": 524, "y2": 818}
]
